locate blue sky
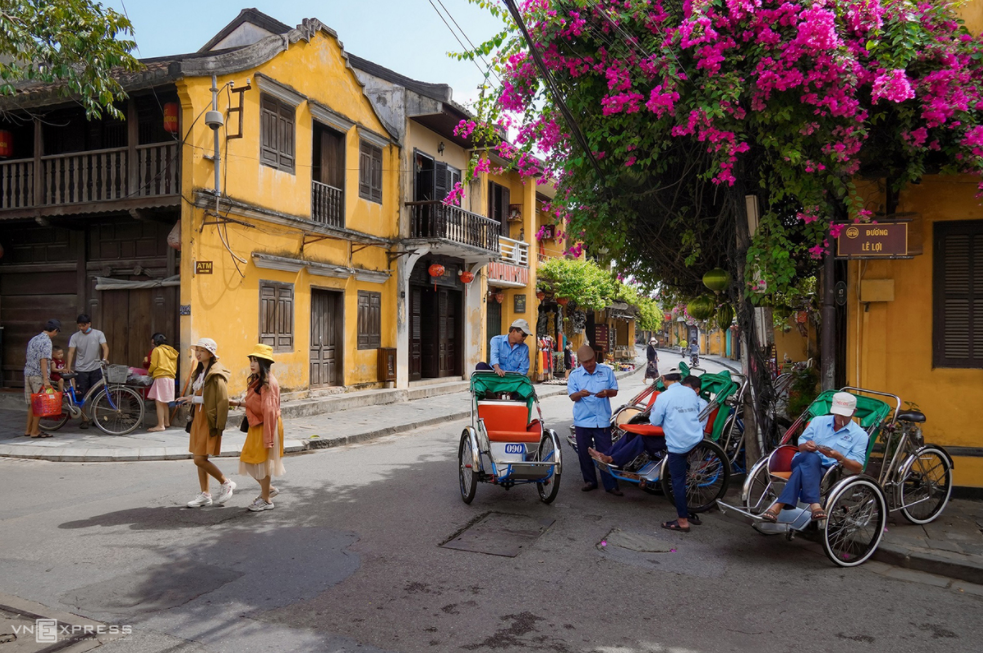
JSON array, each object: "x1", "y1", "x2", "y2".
[{"x1": 105, "y1": 0, "x2": 504, "y2": 105}]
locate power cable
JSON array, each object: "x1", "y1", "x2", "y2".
[
  {"x1": 427, "y1": 0, "x2": 498, "y2": 84},
  {"x1": 434, "y1": 0, "x2": 502, "y2": 84}
]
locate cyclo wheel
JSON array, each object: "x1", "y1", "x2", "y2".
[
  {"x1": 91, "y1": 385, "x2": 144, "y2": 435},
  {"x1": 39, "y1": 397, "x2": 70, "y2": 432},
  {"x1": 661, "y1": 439, "x2": 731, "y2": 513},
  {"x1": 743, "y1": 458, "x2": 780, "y2": 515},
  {"x1": 536, "y1": 432, "x2": 561, "y2": 504},
  {"x1": 899, "y1": 446, "x2": 953, "y2": 525},
  {"x1": 822, "y1": 477, "x2": 887, "y2": 567},
  {"x1": 458, "y1": 430, "x2": 478, "y2": 504}
]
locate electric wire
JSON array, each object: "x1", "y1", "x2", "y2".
[
  {"x1": 427, "y1": 0, "x2": 498, "y2": 84},
  {"x1": 433, "y1": 0, "x2": 502, "y2": 84}
]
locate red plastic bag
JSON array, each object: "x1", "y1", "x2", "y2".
[{"x1": 31, "y1": 388, "x2": 62, "y2": 417}]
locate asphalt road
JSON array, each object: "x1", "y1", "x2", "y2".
[{"x1": 1, "y1": 359, "x2": 980, "y2": 652}]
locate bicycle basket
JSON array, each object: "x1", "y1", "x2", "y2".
[{"x1": 106, "y1": 364, "x2": 129, "y2": 384}]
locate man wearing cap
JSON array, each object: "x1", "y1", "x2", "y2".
[
  {"x1": 482, "y1": 319, "x2": 532, "y2": 377},
  {"x1": 568, "y1": 344, "x2": 622, "y2": 495},
  {"x1": 762, "y1": 392, "x2": 868, "y2": 523},
  {"x1": 24, "y1": 319, "x2": 61, "y2": 438}
]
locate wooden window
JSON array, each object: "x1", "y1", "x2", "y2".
[
  {"x1": 487, "y1": 181, "x2": 509, "y2": 235},
  {"x1": 260, "y1": 281, "x2": 294, "y2": 352},
  {"x1": 357, "y1": 290, "x2": 382, "y2": 349},
  {"x1": 359, "y1": 140, "x2": 383, "y2": 203},
  {"x1": 933, "y1": 219, "x2": 983, "y2": 368},
  {"x1": 260, "y1": 93, "x2": 295, "y2": 173}
]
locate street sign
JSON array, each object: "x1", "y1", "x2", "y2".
[
  {"x1": 195, "y1": 261, "x2": 214, "y2": 274},
  {"x1": 835, "y1": 222, "x2": 908, "y2": 258},
  {"x1": 513, "y1": 294, "x2": 526, "y2": 313}
]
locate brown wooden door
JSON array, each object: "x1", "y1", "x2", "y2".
[
  {"x1": 420, "y1": 287, "x2": 438, "y2": 378},
  {"x1": 101, "y1": 286, "x2": 178, "y2": 369},
  {"x1": 409, "y1": 286, "x2": 422, "y2": 381},
  {"x1": 310, "y1": 289, "x2": 341, "y2": 387},
  {"x1": 441, "y1": 289, "x2": 460, "y2": 377}
]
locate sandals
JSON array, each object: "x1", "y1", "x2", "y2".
[
  {"x1": 29, "y1": 432, "x2": 53, "y2": 439},
  {"x1": 761, "y1": 510, "x2": 780, "y2": 523},
  {"x1": 688, "y1": 513, "x2": 703, "y2": 526},
  {"x1": 810, "y1": 508, "x2": 828, "y2": 521},
  {"x1": 661, "y1": 520, "x2": 691, "y2": 533}
]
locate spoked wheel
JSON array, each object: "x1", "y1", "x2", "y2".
[
  {"x1": 536, "y1": 434, "x2": 561, "y2": 504},
  {"x1": 661, "y1": 439, "x2": 731, "y2": 513},
  {"x1": 822, "y1": 477, "x2": 887, "y2": 567},
  {"x1": 744, "y1": 461, "x2": 780, "y2": 515},
  {"x1": 38, "y1": 399, "x2": 70, "y2": 432},
  {"x1": 91, "y1": 386, "x2": 144, "y2": 435},
  {"x1": 458, "y1": 431, "x2": 478, "y2": 504},
  {"x1": 899, "y1": 446, "x2": 953, "y2": 525}
]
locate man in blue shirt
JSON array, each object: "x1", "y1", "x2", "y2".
[
  {"x1": 479, "y1": 319, "x2": 531, "y2": 376},
  {"x1": 762, "y1": 392, "x2": 868, "y2": 523},
  {"x1": 568, "y1": 344, "x2": 621, "y2": 495}
]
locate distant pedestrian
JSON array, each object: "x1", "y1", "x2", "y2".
[
  {"x1": 563, "y1": 343, "x2": 573, "y2": 379},
  {"x1": 66, "y1": 314, "x2": 109, "y2": 429},
  {"x1": 568, "y1": 344, "x2": 622, "y2": 496},
  {"x1": 23, "y1": 319, "x2": 61, "y2": 438},
  {"x1": 232, "y1": 344, "x2": 285, "y2": 512},
  {"x1": 146, "y1": 333, "x2": 179, "y2": 432},
  {"x1": 645, "y1": 337, "x2": 660, "y2": 381},
  {"x1": 177, "y1": 338, "x2": 235, "y2": 508}
]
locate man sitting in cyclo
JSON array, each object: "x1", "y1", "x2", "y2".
[{"x1": 762, "y1": 392, "x2": 868, "y2": 523}]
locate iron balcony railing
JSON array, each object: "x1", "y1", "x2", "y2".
[
  {"x1": 0, "y1": 142, "x2": 179, "y2": 210},
  {"x1": 312, "y1": 180, "x2": 344, "y2": 229},
  {"x1": 406, "y1": 200, "x2": 500, "y2": 253}
]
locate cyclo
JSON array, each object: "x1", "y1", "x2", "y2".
[
  {"x1": 458, "y1": 371, "x2": 563, "y2": 504},
  {"x1": 717, "y1": 387, "x2": 954, "y2": 567},
  {"x1": 567, "y1": 365, "x2": 732, "y2": 514}
]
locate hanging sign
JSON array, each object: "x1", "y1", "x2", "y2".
[
  {"x1": 835, "y1": 222, "x2": 909, "y2": 258},
  {"x1": 514, "y1": 294, "x2": 526, "y2": 314}
]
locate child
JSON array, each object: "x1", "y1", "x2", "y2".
[
  {"x1": 50, "y1": 346, "x2": 66, "y2": 393},
  {"x1": 146, "y1": 333, "x2": 179, "y2": 432}
]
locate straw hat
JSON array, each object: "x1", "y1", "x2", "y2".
[{"x1": 247, "y1": 343, "x2": 275, "y2": 363}]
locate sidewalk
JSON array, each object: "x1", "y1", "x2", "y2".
[
  {"x1": 653, "y1": 347, "x2": 743, "y2": 374},
  {"x1": 0, "y1": 365, "x2": 641, "y2": 464}
]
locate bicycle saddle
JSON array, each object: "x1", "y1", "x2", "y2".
[
  {"x1": 60, "y1": 372, "x2": 78, "y2": 380},
  {"x1": 897, "y1": 410, "x2": 926, "y2": 423}
]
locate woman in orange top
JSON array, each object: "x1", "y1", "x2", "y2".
[{"x1": 231, "y1": 344, "x2": 285, "y2": 512}]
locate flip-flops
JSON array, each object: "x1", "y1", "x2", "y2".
[{"x1": 661, "y1": 520, "x2": 691, "y2": 533}]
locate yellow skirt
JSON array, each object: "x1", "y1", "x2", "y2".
[
  {"x1": 238, "y1": 418, "x2": 285, "y2": 480},
  {"x1": 188, "y1": 404, "x2": 222, "y2": 457}
]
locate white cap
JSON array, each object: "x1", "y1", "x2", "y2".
[
  {"x1": 193, "y1": 337, "x2": 219, "y2": 358},
  {"x1": 510, "y1": 319, "x2": 532, "y2": 335},
  {"x1": 830, "y1": 392, "x2": 857, "y2": 416}
]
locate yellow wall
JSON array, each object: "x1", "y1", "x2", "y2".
[
  {"x1": 847, "y1": 176, "x2": 983, "y2": 487},
  {"x1": 177, "y1": 29, "x2": 399, "y2": 394},
  {"x1": 773, "y1": 318, "x2": 815, "y2": 364}
]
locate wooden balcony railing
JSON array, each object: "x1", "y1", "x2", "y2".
[
  {"x1": 406, "y1": 201, "x2": 500, "y2": 253},
  {"x1": 0, "y1": 141, "x2": 179, "y2": 211},
  {"x1": 312, "y1": 180, "x2": 344, "y2": 229},
  {"x1": 499, "y1": 236, "x2": 529, "y2": 267}
]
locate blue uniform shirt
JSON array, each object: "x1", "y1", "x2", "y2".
[
  {"x1": 797, "y1": 414, "x2": 869, "y2": 467},
  {"x1": 567, "y1": 363, "x2": 618, "y2": 428},
  {"x1": 488, "y1": 334, "x2": 530, "y2": 375},
  {"x1": 650, "y1": 383, "x2": 704, "y2": 454}
]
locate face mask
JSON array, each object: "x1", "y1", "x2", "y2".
[{"x1": 83, "y1": 327, "x2": 91, "y2": 334}]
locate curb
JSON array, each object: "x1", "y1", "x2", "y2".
[
  {"x1": 0, "y1": 366, "x2": 644, "y2": 463},
  {"x1": 872, "y1": 542, "x2": 983, "y2": 585}
]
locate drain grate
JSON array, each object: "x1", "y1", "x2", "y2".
[
  {"x1": 441, "y1": 512, "x2": 555, "y2": 557},
  {"x1": 599, "y1": 528, "x2": 673, "y2": 553}
]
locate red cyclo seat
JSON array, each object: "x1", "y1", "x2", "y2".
[
  {"x1": 620, "y1": 424, "x2": 665, "y2": 437},
  {"x1": 477, "y1": 402, "x2": 542, "y2": 443},
  {"x1": 645, "y1": 390, "x2": 661, "y2": 408},
  {"x1": 704, "y1": 406, "x2": 720, "y2": 436},
  {"x1": 769, "y1": 445, "x2": 799, "y2": 479}
]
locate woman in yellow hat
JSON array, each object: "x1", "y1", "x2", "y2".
[{"x1": 231, "y1": 344, "x2": 285, "y2": 511}]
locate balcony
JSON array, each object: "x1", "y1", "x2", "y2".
[
  {"x1": 406, "y1": 200, "x2": 500, "y2": 254},
  {"x1": 499, "y1": 236, "x2": 529, "y2": 267},
  {"x1": 0, "y1": 142, "x2": 179, "y2": 215},
  {"x1": 312, "y1": 180, "x2": 344, "y2": 229}
]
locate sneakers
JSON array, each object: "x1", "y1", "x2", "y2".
[
  {"x1": 214, "y1": 479, "x2": 236, "y2": 505},
  {"x1": 256, "y1": 486, "x2": 279, "y2": 501},
  {"x1": 187, "y1": 492, "x2": 212, "y2": 508},
  {"x1": 248, "y1": 497, "x2": 274, "y2": 512}
]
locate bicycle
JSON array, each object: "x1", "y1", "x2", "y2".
[{"x1": 39, "y1": 360, "x2": 146, "y2": 436}]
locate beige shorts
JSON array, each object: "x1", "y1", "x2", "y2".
[{"x1": 23, "y1": 375, "x2": 44, "y2": 405}]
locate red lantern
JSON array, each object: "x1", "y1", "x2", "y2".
[
  {"x1": 428, "y1": 263, "x2": 445, "y2": 290},
  {"x1": 536, "y1": 291, "x2": 546, "y2": 301},
  {"x1": 494, "y1": 292, "x2": 505, "y2": 303},
  {"x1": 163, "y1": 103, "x2": 180, "y2": 134},
  {"x1": 459, "y1": 270, "x2": 475, "y2": 284},
  {"x1": 0, "y1": 130, "x2": 13, "y2": 158}
]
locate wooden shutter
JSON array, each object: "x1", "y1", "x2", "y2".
[
  {"x1": 359, "y1": 141, "x2": 372, "y2": 199},
  {"x1": 278, "y1": 102, "x2": 295, "y2": 172},
  {"x1": 260, "y1": 95, "x2": 279, "y2": 167},
  {"x1": 259, "y1": 282, "x2": 277, "y2": 346},
  {"x1": 371, "y1": 145, "x2": 383, "y2": 203},
  {"x1": 500, "y1": 185, "x2": 510, "y2": 235},
  {"x1": 435, "y1": 162, "x2": 449, "y2": 203},
  {"x1": 487, "y1": 181, "x2": 497, "y2": 221},
  {"x1": 357, "y1": 291, "x2": 382, "y2": 349},
  {"x1": 275, "y1": 284, "x2": 294, "y2": 351},
  {"x1": 933, "y1": 220, "x2": 983, "y2": 368}
]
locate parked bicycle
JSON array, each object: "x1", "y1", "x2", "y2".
[{"x1": 39, "y1": 360, "x2": 146, "y2": 435}]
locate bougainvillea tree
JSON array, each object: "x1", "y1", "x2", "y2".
[{"x1": 455, "y1": 0, "x2": 983, "y2": 448}]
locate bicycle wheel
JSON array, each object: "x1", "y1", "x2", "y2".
[
  {"x1": 91, "y1": 386, "x2": 144, "y2": 435},
  {"x1": 899, "y1": 446, "x2": 953, "y2": 525},
  {"x1": 822, "y1": 477, "x2": 886, "y2": 567},
  {"x1": 661, "y1": 439, "x2": 731, "y2": 513},
  {"x1": 459, "y1": 430, "x2": 478, "y2": 504},
  {"x1": 38, "y1": 401, "x2": 70, "y2": 431},
  {"x1": 536, "y1": 433, "x2": 561, "y2": 504}
]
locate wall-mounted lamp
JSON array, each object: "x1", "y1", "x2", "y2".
[{"x1": 437, "y1": 141, "x2": 445, "y2": 156}]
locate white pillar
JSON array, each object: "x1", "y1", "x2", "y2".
[{"x1": 462, "y1": 260, "x2": 490, "y2": 374}]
